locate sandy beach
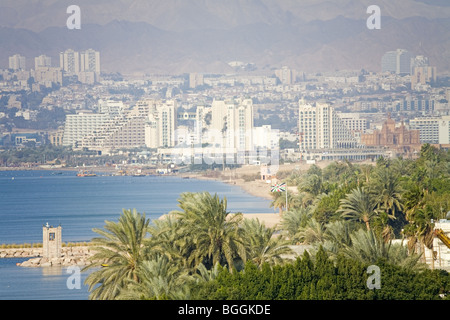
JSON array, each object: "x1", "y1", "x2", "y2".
[{"x1": 177, "y1": 162, "x2": 335, "y2": 228}]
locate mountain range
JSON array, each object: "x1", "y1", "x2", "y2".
[{"x1": 1, "y1": 0, "x2": 449, "y2": 75}]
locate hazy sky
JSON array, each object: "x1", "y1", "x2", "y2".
[
  {"x1": 1, "y1": 1, "x2": 449, "y2": 74},
  {"x1": 1, "y1": 0, "x2": 450, "y2": 31}
]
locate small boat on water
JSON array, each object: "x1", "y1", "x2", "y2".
[{"x1": 76, "y1": 170, "x2": 96, "y2": 177}]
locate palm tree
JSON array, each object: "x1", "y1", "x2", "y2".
[
  {"x1": 321, "y1": 220, "x2": 355, "y2": 255},
  {"x1": 403, "y1": 185, "x2": 436, "y2": 262},
  {"x1": 341, "y1": 228, "x2": 423, "y2": 270},
  {"x1": 358, "y1": 164, "x2": 373, "y2": 185},
  {"x1": 270, "y1": 191, "x2": 287, "y2": 214},
  {"x1": 83, "y1": 209, "x2": 150, "y2": 300},
  {"x1": 147, "y1": 213, "x2": 194, "y2": 269},
  {"x1": 270, "y1": 190, "x2": 302, "y2": 214},
  {"x1": 369, "y1": 166, "x2": 406, "y2": 241},
  {"x1": 117, "y1": 255, "x2": 192, "y2": 300},
  {"x1": 171, "y1": 192, "x2": 246, "y2": 270},
  {"x1": 404, "y1": 206, "x2": 435, "y2": 261},
  {"x1": 306, "y1": 220, "x2": 355, "y2": 260},
  {"x1": 193, "y1": 262, "x2": 221, "y2": 283},
  {"x1": 278, "y1": 207, "x2": 312, "y2": 241},
  {"x1": 370, "y1": 166, "x2": 404, "y2": 220},
  {"x1": 240, "y1": 218, "x2": 293, "y2": 267},
  {"x1": 337, "y1": 187, "x2": 378, "y2": 231},
  {"x1": 298, "y1": 173, "x2": 324, "y2": 197},
  {"x1": 295, "y1": 218, "x2": 326, "y2": 245}
]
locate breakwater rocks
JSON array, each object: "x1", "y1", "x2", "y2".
[{"x1": 0, "y1": 246, "x2": 96, "y2": 267}]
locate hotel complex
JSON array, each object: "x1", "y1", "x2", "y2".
[
  {"x1": 64, "y1": 95, "x2": 446, "y2": 162},
  {"x1": 409, "y1": 116, "x2": 450, "y2": 144},
  {"x1": 63, "y1": 98, "x2": 283, "y2": 166},
  {"x1": 298, "y1": 100, "x2": 359, "y2": 151}
]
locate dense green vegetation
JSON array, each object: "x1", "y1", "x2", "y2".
[
  {"x1": 192, "y1": 248, "x2": 450, "y2": 300},
  {"x1": 83, "y1": 144, "x2": 450, "y2": 300}
]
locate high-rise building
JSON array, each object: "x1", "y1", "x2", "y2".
[
  {"x1": 60, "y1": 49, "x2": 80, "y2": 75},
  {"x1": 298, "y1": 100, "x2": 357, "y2": 151},
  {"x1": 209, "y1": 98, "x2": 254, "y2": 152},
  {"x1": 79, "y1": 100, "x2": 153, "y2": 151},
  {"x1": 194, "y1": 105, "x2": 208, "y2": 145},
  {"x1": 157, "y1": 100, "x2": 177, "y2": 148},
  {"x1": 78, "y1": 49, "x2": 101, "y2": 84},
  {"x1": 381, "y1": 49, "x2": 412, "y2": 75},
  {"x1": 34, "y1": 55, "x2": 52, "y2": 69},
  {"x1": 275, "y1": 66, "x2": 297, "y2": 85},
  {"x1": 411, "y1": 55, "x2": 429, "y2": 71},
  {"x1": 144, "y1": 100, "x2": 177, "y2": 149},
  {"x1": 395, "y1": 95, "x2": 435, "y2": 113},
  {"x1": 189, "y1": 73, "x2": 204, "y2": 88},
  {"x1": 80, "y1": 49, "x2": 100, "y2": 73},
  {"x1": 9, "y1": 54, "x2": 26, "y2": 71},
  {"x1": 409, "y1": 116, "x2": 450, "y2": 144},
  {"x1": 337, "y1": 113, "x2": 368, "y2": 134},
  {"x1": 63, "y1": 112, "x2": 110, "y2": 147},
  {"x1": 411, "y1": 66, "x2": 437, "y2": 89}
]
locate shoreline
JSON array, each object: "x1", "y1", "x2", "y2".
[
  {"x1": 1, "y1": 165, "x2": 284, "y2": 237},
  {"x1": 179, "y1": 172, "x2": 274, "y2": 201},
  {"x1": 1, "y1": 165, "x2": 275, "y2": 200}
]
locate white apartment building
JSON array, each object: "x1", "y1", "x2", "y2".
[
  {"x1": 60, "y1": 49, "x2": 80, "y2": 75},
  {"x1": 98, "y1": 99, "x2": 125, "y2": 117},
  {"x1": 83, "y1": 114, "x2": 146, "y2": 150},
  {"x1": 144, "y1": 100, "x2": 177, "y2": 149},
  {"x1": 275, "y1": 66, "x2": 297, "y2": 85},
  {"x1": 76, "y1": 99, "x2": 176, "y2": 151},
  {"x1": 381, "y1": 49, "x2": 412, "y2": 75},
  {"x1": 79, "y1": 49, "x2": 101, "y2": 84},
  {"x1": 145, "y1": 114, "x2": 159, "y2": 149},
  {"x1": 63, "y1": 112, "x2": 110, "y2": 147},
  {"x1": 59, "y1": 49, "x2": 100, "y2": 83},
  {"x1": 194, "y1": 105, "x2": 208, "y2": 145},
  {"x1": 189, "y1": 73, "x2": 204, "y2": 88},
  {"x1": 34, "y1": 55, "x2": 52, "y2": 69},
  {"x1": 78, "y1": 100, "x2": 151, "y2": 151},
  {"x1": 80, "y1": 49, "x2": 100, "y2": 74},
  {"x1": 9, "y1": 54, "x2": 26, "y2": 71},
  {"x1": 337, "y1": 113, "x2": 368, "y2": 134},
  {"x1": 298, "y1": 100, "x2": 358, "y2": 151},
  {"x1": 209, "y1": 98, "x2": 254, "y2": 152},
  {"x1": 409, "y1": 116, "x2": 450, "y2": 144},
  {"x1": 63, "y1": 100, "x2": 126, "y2": 149},
  {"x1": 158, "y1": 100, "x2": 177, "y2": 148}
]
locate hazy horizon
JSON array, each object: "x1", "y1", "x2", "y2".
[{"x1": 1, "y1": 0, "x2": 450, "y2": 74}]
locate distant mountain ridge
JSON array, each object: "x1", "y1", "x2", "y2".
[{"x1": 1, "y1": 1, "x2": 449, "y2": 74}]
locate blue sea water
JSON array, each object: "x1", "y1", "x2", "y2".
[{"x1": 0, "y1": 170, "x2": 274, "y2": 300}]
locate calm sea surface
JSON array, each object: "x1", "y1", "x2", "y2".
[{"x1": 0, "y1": 170, "x2": 274, "y2": 300}]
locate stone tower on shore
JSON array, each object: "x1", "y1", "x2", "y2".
[{"x1": 42, "y1": 223, "x2": 62, "y2": 259}]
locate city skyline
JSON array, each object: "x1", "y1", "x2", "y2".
[{"x1": 1, "y1": 0, "x2": 450, "y2": 304}]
